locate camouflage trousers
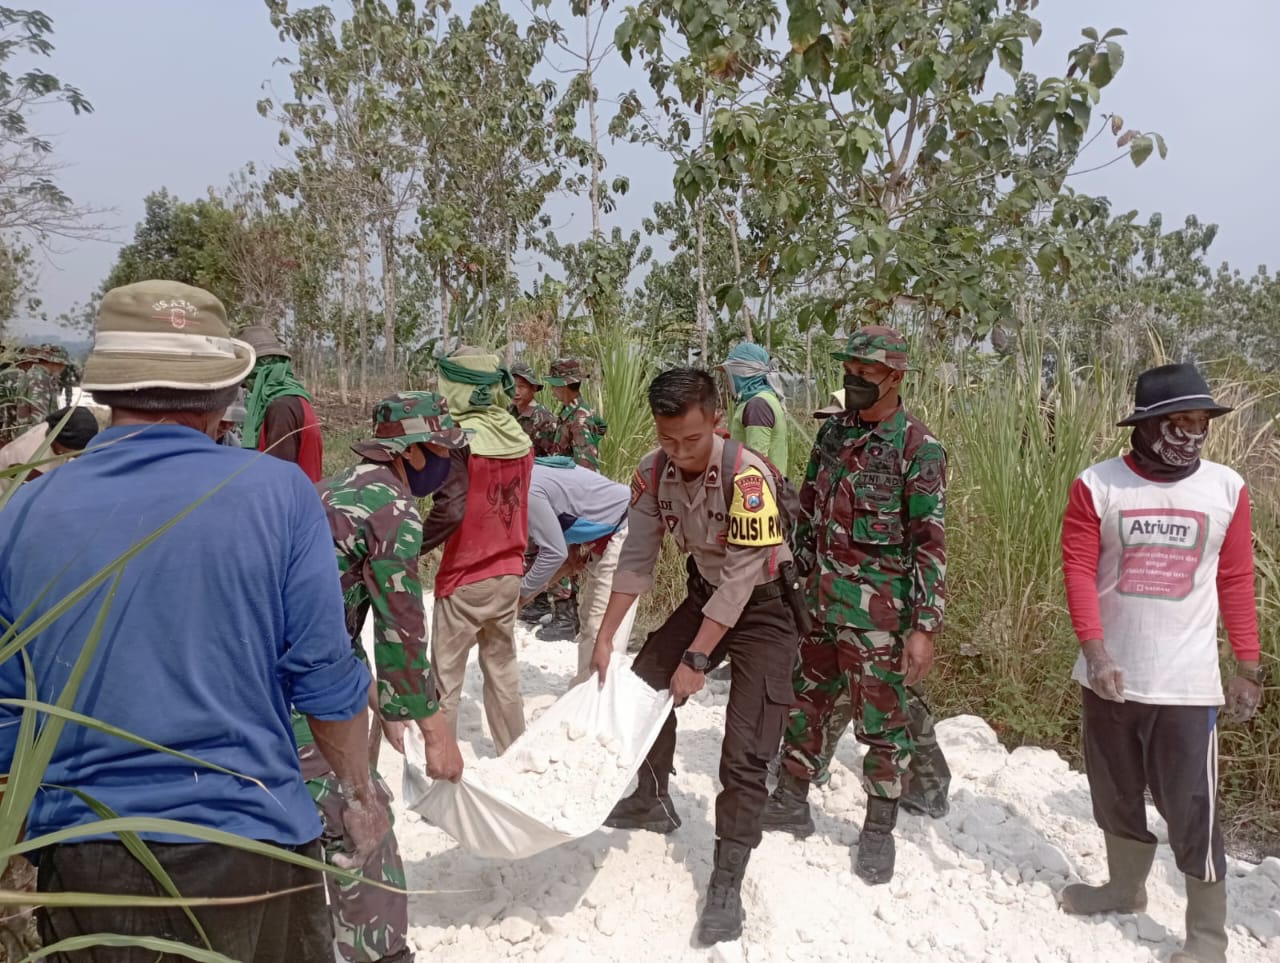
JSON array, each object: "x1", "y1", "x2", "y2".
[
  {"x1": 809, "y1": 680, "x2": 950, "y2": 803},
  {"x1": 781, "y1": 623, "x2": 912, "y2": 799},
  {"x1": 308, "y1": 770, "x2": 409, "y2": 963}
]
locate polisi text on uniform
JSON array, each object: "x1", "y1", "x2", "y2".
[{"x1": 728, "y1": 512, "x2": 782, "y2": 544}]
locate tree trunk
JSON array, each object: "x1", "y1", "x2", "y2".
[
  {"x1": 439, "y1": 263, "x2": 451, "y2": 353},
  {"x1": 804, "y1": 325, "x2": 813, "y2": 414},
  {"x1": 585, "y1": 0, "x2": 602, "y2": 239},
  {"x1": 695, "y1": 99, "x2": 711, "y2": 363},
  {"x1": 357, "y1": 231, "x2": 370, "y2": 405},
  {"x1": 724, "y1": 200, "x2": 753, "y2": 343},
  {"x1": 381, "y1": 219, "x2": 397, "y2": 376},
  {"x1": 338, "y1": 259, "x2": 352, "y2": 406}
]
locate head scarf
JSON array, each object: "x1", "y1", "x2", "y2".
[
  {"x1": 721, "y1": 343, "x2": 784, "y2": 401},
  {"x1": 437, "y1": 349, "x2": 531, "y2": 459},
  {"x1": 1130, "y1": 416, "x2": 1207, "y2": 482},
  {"x1": 242, "y1": 358, "x2": 310, "y2": 450}
]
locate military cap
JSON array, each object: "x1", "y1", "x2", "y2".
[
  {"x1": 510, "y1": 362, "x2": 544, "y2": 388},
  {"x1": 351, "y1": 391, "x2": 469, "y2": 463},
  {"x1": 23, "y1": 344, "x2": 69, "y2": 365},
  {"x1": 832, "y1": 325, "x2": 912, "y2": 371},
  {"x1": 82, "y1": 280, "x2": 255, "y2": 392},
  {"x1": 544, "y1": 357, "x2": 588, "y2": 386},
  {"x1": 239, "y1": 325, "x2": 291, "y2": 361}
]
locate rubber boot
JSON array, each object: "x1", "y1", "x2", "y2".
[
  {"x1": 697, "y1": 840, "x2": 751, "y2": 944},
  {"x1": 760, "y1": 771, "x2": 815, "y2": 838},
  {"x1": 535, "y1": 599, "x2": 579, "y2": 642},
  {"x1": 1060, "y1": 833, "x2": 1155, "y2": 915},
  {"x1": 1170, "y1": 876, "x2": 1228, "y2": 963},
  {"x1": 518, "y1": 593, "x2": 551, "y2": 625},
  {"x1": 854, "y1": 796, "x2": 899, "y2": 885},
  {"x1": 604, "y1": 766, "x2": 681, "y2": 834}
]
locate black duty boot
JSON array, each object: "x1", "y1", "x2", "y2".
[
  {"x1": 899, "y1": 778, "x2": 950, "y2": 819},
  {"x1": 518, "y1": 594, "x2": 551, "y2": 625},
  {"x1": 604, "y1": 769, "x2": 681, "y2": 834},
  {"x1": 760, "y1": 771, "x2": 815, "y2": 838},
  {"x1": 854, "y1": 796, "x2": 899, "y2": 885},
  {"x1": 697, "y1": 840, "x2": 751, "y2": 944},
  {"x1": 535, "y1": 600, "x2": 578, "y2": 642}
]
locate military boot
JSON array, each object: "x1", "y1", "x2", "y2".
[
  {"x1": 1060, "y1": 833, "x2": 1155, "y2": 915},
  {"x1": 697, "y1": 840, "x2": 751, "y2": 944},
  {"x1": 854, "y1": 796, "x2": 899, "y2": 885},
  {"x1": 760, "y1": 771, "x2": 815, "y2": 838},
  {"x1": 518, "y1": 594, "x2": 551, "y2": 625},
  {"x1": 604, "y1": 767, "x2": 681, "y2": 834},
  {"x1": 535, "y1": 599, "x2": 579, "y2": 642},
  {"x1": 374, "y1": 950, "x2": 414, "y2": 963},
  {"x1": 1170, "y1": 876, "x2": 1228, "y2": 963}
]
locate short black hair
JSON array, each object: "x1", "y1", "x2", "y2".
[
  {"x1": 648, "y1": 367, "x2": 718, "y2": 417},
  {"x1": 44, "y1": 406, "x2": 100, "y2": 451}
]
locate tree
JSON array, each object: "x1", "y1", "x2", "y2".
[
  {"x1": 0, "y1": 6, "x2": 101, "y2": 328},
  {"x1": 617, "y1": 0, "x2": 1162, "y2": 343}
]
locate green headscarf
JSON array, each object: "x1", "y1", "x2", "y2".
[
  {"x1": 242, "y1": 358, "x2": 311, "y2": 449},
  {"x1": 438, "y1": 350, "x2": 531, "y2": 459}
]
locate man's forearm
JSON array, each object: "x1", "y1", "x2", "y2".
[
  {"x1": 309, "y1": 712, "x2": 376, "y2": 799},
  {"x1": 595, "y1": 592, "x2": 638, "y2": 648},
  {"x1": 687, "y1": 616, "x2": 729, "y2": 657}
]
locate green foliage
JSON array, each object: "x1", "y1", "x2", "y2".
[{"x1": 616, "y1": 1, "x2": 1161, "y2": 343}]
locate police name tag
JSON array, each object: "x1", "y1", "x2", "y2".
[{"x1": 727, "y1": 467, "x2": 784, "y2": 547}]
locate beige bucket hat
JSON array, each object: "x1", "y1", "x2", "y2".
[{"x1": 82, "y1": 280, "x2": 255, "y2": 392}]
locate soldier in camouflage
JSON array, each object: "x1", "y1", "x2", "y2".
[
  {"x1": 546, "y1": 357, "x2": 607, "y2": 472},
  {"x1": 308, "y1": 392, "x2": 468, "y2": 963},
  {"x1": 543, "y1": 357, "x2": 609, "y2": 638},
  {"x1": 0, "y1": 345, "x2": 71, "y2": 446},
  {"x1": 764, "y1": 326, "x2": 947, "y2": 886},
  {"x1": 509, "y1": 361, "x2": 558, "y2": 457},
  {"x1": 796, "y1": 389, "x2": 952, "y2": 808}
]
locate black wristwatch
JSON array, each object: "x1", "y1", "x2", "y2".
[
  {"x1": 681, "y1": 650, "x2": 711, "y2": 673},
  {"x1": 1237, "y1": 664, "x2": 1267, "y2": 685}
]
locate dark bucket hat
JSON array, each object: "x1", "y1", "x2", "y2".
[{"x1": 1117, "y1": 363, "x2": 1234, "y2": 427}]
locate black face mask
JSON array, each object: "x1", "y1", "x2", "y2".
[
  {"x1": 843, "y1": 373, "x2": 885, "y2": 412},
  {"x1": 404, "y1": 449, "x2": 451, "y2": 497}
]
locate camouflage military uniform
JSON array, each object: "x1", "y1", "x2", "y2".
[
  {"x1": 300, "y1": 392, "x2": 465, "y2": 963},
  {"x1": 545, "y1": 358, "x2": 607, "y2": 472},
  {"x1": 783, "y1": 334, "x2": 947, "y2": 803},
  {"x1": 511, "y1": 400, "x2": 558, "y2": 457},
  {"x1": 0, "y1": 348, "x2": 67, "y2": 446}
]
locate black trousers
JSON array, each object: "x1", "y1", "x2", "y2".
[
  {"x1": 1081, "y1": 687, "x2": 1226, "y2": 882},
  {"x1": 37, "y1": 839, "x2": 334, "y2": 962},
  {"x1": 631, "y1": 571, "x2": 798, "y2": 848}
]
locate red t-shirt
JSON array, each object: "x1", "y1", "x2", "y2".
[
  {"x1": 258, "y1": 395, "x2": 324, "y2": 483},
  {"x1": 435, "y1": 451, "x2": 533, "y2": 598}
]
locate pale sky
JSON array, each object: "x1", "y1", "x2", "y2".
[{"x1": 11, "y1": 0, "x2": 1278, "y2": 335}]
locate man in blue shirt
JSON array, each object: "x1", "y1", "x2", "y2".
[
  {"x1": 0, "y1": 280, "x2": 377, "y2": 963},
  {"x1": 519, "y1": 457, "x2": 631, "y2": 685}
]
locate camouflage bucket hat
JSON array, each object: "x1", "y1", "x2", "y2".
[
  {"x1": 510, "y1": 361, "x2": 544, "y2": 388},
  {"x1": 831, "y1": 325, "x2": 912, "y2": 371},
  {"x1": 543, "y1": 357, "x2": 588, "y2": 386},
  {"x1": 351, "y1": 391, "x2": 469, "y2": 462},
  {"x1": 22, "y1": 343, "x2": 69, "y2": 365},
  {"x1": 82, "y1": 280, "x2": 255, "y2": 391}
]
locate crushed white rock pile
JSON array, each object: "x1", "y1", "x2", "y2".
[{"x1": 377, "y1": 622, "x2": 1279, "y2": 962}]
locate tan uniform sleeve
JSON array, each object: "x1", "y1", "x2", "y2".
[
  {"x1": 702, "y1": 460, "x2": 790, "y2": 627},
  {"x1": 612, "y1": 453, "x2": 664, "y2": 596}
]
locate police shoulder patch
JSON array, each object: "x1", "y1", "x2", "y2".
[
  {"x1": 726, "y1": 466, "x2": 783, "y2": 547},
  {"x1": 630, "y1": 468, "x2": 647, "y2": 506}
]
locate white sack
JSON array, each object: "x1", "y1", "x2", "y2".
[{"x1": 402, "y1": 652, "x2": 671, "y2": 860}]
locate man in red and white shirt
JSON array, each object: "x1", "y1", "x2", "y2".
[{"x1": 1060, "y1": 363, "x2": 1265, "y2": 963}]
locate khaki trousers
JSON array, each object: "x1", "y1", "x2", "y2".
[
  {"x1": 573, "y1": 523, "x2": 628, "y2": 685},
  {"x1": 432, "y1": 574, "x2": 525, "y2": 754}
]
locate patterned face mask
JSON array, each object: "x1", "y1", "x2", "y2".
[{"x1": 1137, "y1": 417, "x2": 1208, "y2": 468}]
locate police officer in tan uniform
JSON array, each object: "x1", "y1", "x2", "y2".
[{"x1": 591, "y1": 368, "x2": 801, "y2": 946}]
